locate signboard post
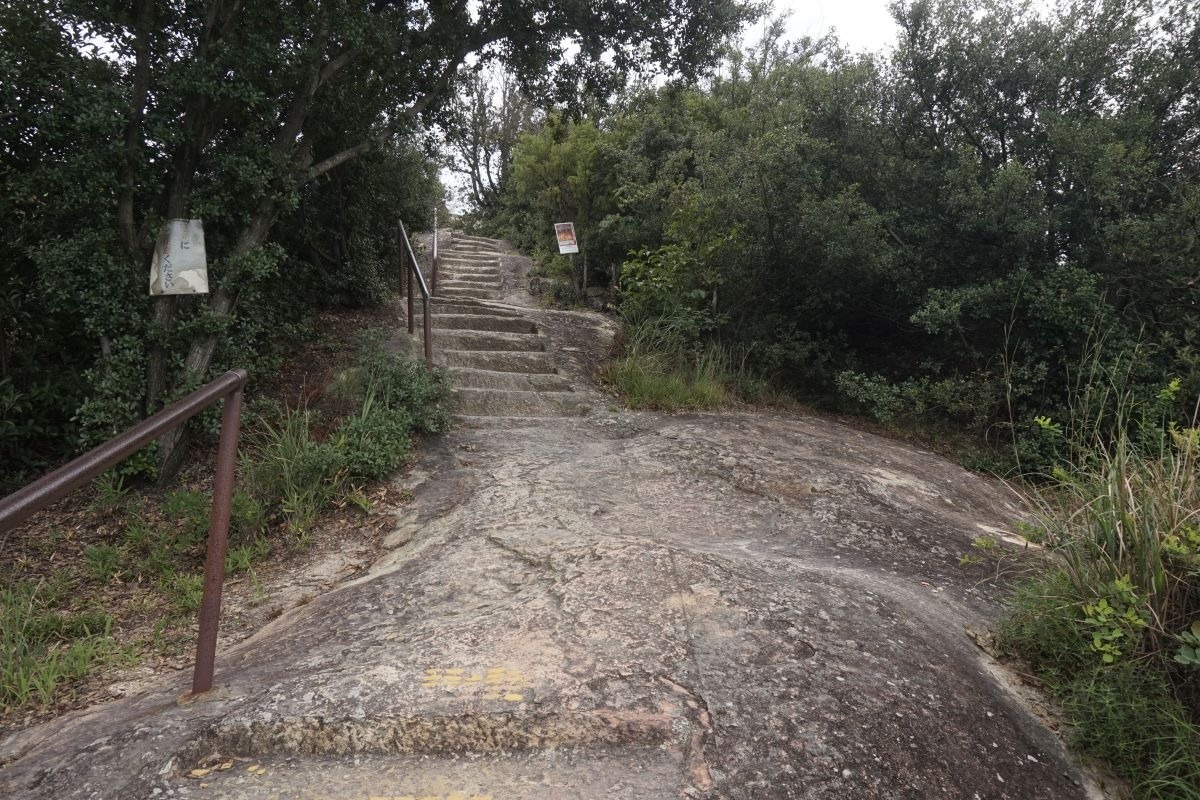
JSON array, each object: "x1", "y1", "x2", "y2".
[
  {"x1": 555, "y1": 222, "x2": 581, "y2": 293},
  {"x1": 149, "y1": 219, "x2": 208, "y2": 295}
]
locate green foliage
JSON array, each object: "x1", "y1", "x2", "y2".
[
  {"x1": 333, "y1": 401, "x2": 414, "y2": 482},
  {"x1": 242, "y1": 406, "x2": 346, "y2": 536},
  {"x1": 999, "y1": 376, "x2": 1200, "y2": 796},
  {"x1": 1176, "y1": 621, "x2": 1200, "y2": 667},
  {"x1": 241, "y1": 337, "x2": 449, "y2": 532},
  {"x1": 605, "y1": 320, "x2": 766, "y2": 410},
  {"x1": 352, "y1": 332, "x2": 452, "y2": 436},
  {"x1": 0, "y1": 582, "x2": 115, "y2": 709},
  {"x1": 489, "y1": 2, "x2": 1200, "y2": 456}
]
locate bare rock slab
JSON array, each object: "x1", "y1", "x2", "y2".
[{"x1": 1, "y1": 409, "x2": 1098, "y2": 800}]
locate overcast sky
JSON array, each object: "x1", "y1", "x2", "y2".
[{"x1": 766, "y1": 0, "x2": 901, "y2": 54}]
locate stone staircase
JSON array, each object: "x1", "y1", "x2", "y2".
[{"x1": 400, "y1": 233, "x2": 589, "y2": 423}]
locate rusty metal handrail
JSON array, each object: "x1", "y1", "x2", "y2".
[
  {"x1": 432, "y1": 207, "x2": 440, "y2": 295},
  {"x1": 399, "y1": 219, "x2": 433, "y2": 364},
  {"x1": 0, "y1": 369, "x2": 248, "y2": 696}
]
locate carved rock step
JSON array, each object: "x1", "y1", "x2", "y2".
[
  {"x1": 430, "y1": 314, "x2": 537, "y2": 334},
  {"x1": 447, "y1": 234, "x2": 500, "y2": 249},
  {"x1": 438, "y1": 286, "x2": 496, "y2": 300},
  {"x1": 440, "y1": 350, "x2": 560, "y2": 373},
  {"x1": 440, "y1": 276, "x2": 501, "y2": 288},
  {"x1": 452, "y1": 387, "x2": 589, "y2": 416},
  {"x1": 441, "y1": 247, "x2": 498, "y2": 259},
  {"x1": 428, "y1": 330, "x2": 543, "y2": 352},
  {"x1": 438, "y1": 265, "x2": 500, "y2": 276},
  {"x1": 439, "y1": 252, "x2": 500, "y2": 262},
  {"x1": 448, "y1": 367, "x2": 572, "y2": 392},
  {"x1": 167, "y1": 748, "x2": 678, "y2": 799},
  {"x1": 427, "y1": 299, "x2": 519, "y2": 316}
]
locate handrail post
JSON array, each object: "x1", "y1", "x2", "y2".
[
  {"x1": 432, "y1": 207, "x2": 439, "y2": 296},
  {"x1": 405, "y1": 226, "x2": 415, "y2": 336},
  {"x1": 191, "y1": 384, "x2": 244, "y2": 695},
  {"x1": 422, "y1": 294, "x2": 432, "y2": 365}
]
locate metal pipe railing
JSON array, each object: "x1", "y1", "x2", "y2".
[
  {"x1": 432, "y1": 207, "x2": 440, "y2": 295},
  {"x1": 398, "y1": 219, "x2": 433, "y2": 364},
  {"x1": 0, "y1": 369, "x2": 249, "y2": 696}
]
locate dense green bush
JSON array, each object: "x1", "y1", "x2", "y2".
[{"x1": 493, "y1": 2, "x2": 1200, "y2": 458}]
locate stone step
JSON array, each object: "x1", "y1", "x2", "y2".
[
  {"x1": 440, "y1": 251, "x2": 499, "y2": 261},
  {"x1": 166, "y1": 748, "x2": 678, "y2": 799},
  {"x1": 434, "y1": 330, "x2": 544, "y2": 352},
  {"x1": 428, "y1": 299, "x2": 520, "y2": 316},
  {"x1": 449, "y1": 234, "x2": 501, "y2": 249},
  {"x1": 438, "y1": 286, "x2": 496, "y2": 300},
  {"x1": 441, "y1": 350, "x2": 559, "y2": 373},
  {"x1": 453, "y1": 388, "x2": 589, "y2": 416},
  {"x1": 439, "y1": 264, "x2": 500, "y2": 276},
  {"x1": 431, "y1": 314, "x2": 537, "y2": 334},
  {"x1": 442, "y1": 248, "x2": 498, "y2": 259},
  {"x1": 441, "y1": 275, "x2": 501, "y2": 287},
  {"x1": 448, "y1": 367, "x2": 572, "y2": 392}
]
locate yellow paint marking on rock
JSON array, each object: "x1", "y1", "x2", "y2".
[
  {"x1": 445, "y1": 668, "x2": 464, "y2": 675},
  {"x1": 482, "y1": 691, "x2": 500, "y2": 700},
  {"x1": 465, "y1": 674, "x2": 482, "y2": 682},
  {"x1": 503, "y1": 692, "x2": 525, "y2": 702}
]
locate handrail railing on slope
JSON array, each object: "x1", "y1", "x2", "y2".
[
  {"x1": 0, "y1": 369, "x2": 249, "y2": 697},
  {"x1": 398, "y1": 219, "x2": 433, "y2": 364},
  {"x1": 432, "y1": 207, "x2": 440, "y2": 295}
]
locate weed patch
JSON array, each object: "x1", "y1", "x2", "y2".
[
  {"x1": 0, "y1": 582, "x2": 117, "y2": 710},
  {"x1": 999, "y1": 379, "x2": 1200, "y2": 798},
  {"x1": 605, "y1": 321, "x2": 766, "y2": 411}
]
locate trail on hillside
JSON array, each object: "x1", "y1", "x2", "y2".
[{"x1": 0, "y1": 234, "x2": 1103, "y2": 800}]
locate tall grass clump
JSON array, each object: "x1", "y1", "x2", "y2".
[
  {"x1": 1, "y1": 583, "x2": 115, "y2": 710},
  {"x1": 241, "y1": 334, "x2": 450, "y2": 535},
  {"x1": 999, "y1": 369, "x2": 1200, "y2": 798},
  {"x1": 605, "y1": 319, "x2": 766, "y2": 410}
]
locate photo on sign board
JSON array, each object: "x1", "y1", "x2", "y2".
[{"x1": 554, "y1": 222, "x2": 579, "y2": 254}]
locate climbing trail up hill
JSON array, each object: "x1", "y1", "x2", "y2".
[
  {"x1": 0, "y1": 233, "x2": 1107, "y2": 800},
  {"x1": 394, "y1": 233, "x2": 602, "y2": 424}
]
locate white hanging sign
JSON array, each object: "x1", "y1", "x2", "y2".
[
  {"x1": 149, "y1": 219, "x2": 208, "y2": 295},
  {"x1": 554, "y1": 222, "x2": 579, "y2": 255}
]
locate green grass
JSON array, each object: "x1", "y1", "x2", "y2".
[
  {"x1": 605, "y1": 322, "x2": 767, "y2": 411},
  {"x1": 0, "y1": 582, "x2": 117, "y2": 709},
  {"x1": 999, "y1": 387, "x2": 1200, "y2": 799},
  {"x1": 0, "y1": 338, "x2": 448, "y2": 717}
]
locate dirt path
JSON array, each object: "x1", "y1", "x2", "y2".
[{"x1": 0, "y1": 235, "x2": 1102, "y2": 799}]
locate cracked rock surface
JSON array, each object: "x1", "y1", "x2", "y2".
[{"x1": 1, "y1": 238, "x2": 1100, "y2": 800}]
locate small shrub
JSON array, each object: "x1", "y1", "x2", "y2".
[
  {"x1": 333, "y1": 401, "x2": 414, "y2": 481},
  {"x1": 354, "y1": 331, "x2": 452, "y2": 434}
]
